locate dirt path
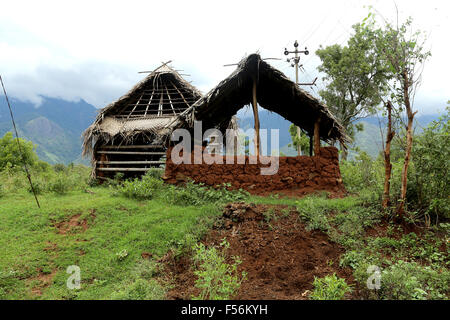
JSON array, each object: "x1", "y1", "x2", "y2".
[{"x1": 165, "y1": 203, "x2": 355, "y2": 300}]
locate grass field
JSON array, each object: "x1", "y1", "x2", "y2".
[
  {"x1": 0, "y1": 187, "x2": 222, "y2": 299},
  {"x1": 0, "y1": 167, "x2": 448, "y2": 300}
]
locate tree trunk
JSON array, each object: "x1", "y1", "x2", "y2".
[
  {"x1": 340, "y1": 142, "x2": 348, "y2": 161},
  {"x1": 382, "y1": 101, "x2": 395, "y2": 209},
  {"x1": 397, "y1": 71, "x2": 417, "y2": 218}
]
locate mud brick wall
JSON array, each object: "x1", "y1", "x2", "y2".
[{"x1": 163, "y1": 146, "x2": 345, "y2": 195}]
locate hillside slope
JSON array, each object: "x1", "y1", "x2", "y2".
[{"x1": 0, "y1": 97, "x2": 98, "y2": 164}]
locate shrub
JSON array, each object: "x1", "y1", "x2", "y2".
[
  {"x1": 412, "y1": 108, "x2": 450, "y2": 220},
  {"x1": 165, "y1": 182, "x2": 248, "y2": 207},
  {"x1": 117, "y1": 171, "x2": 249, "y2": 205},
  {"x1": 48, "y1": 173, "x2": 70, "y2": 195},
  {"x1": 354, "y1": 260, "x2": 449, "y2": 300},
  {"x1": 309, "y1": 273, "x2": 352, "y2": 300},
  {"x1": 117, "y1": 173, "x2": 164, "y2": 200},
  {"x1": 192, "y1": 239, "x2": 247, "y2": 300}
]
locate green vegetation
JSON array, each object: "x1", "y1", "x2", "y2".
[
  {"x1": 116, "y1": 171, "x2": 249, "y2": 206},
  {"x1": 0, "y1": 107, "x2": 448, "y2": 300},
  {"x1": 310, "y1": 273, "x2": 352, "y2": 300},
  {"x1": 0, "y1": 132, "x2": 39, "y2": 170},
  {"x1": 191, "y1": 239, "x2": 246, "y2": 300}
]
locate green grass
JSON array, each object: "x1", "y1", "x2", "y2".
[{"x1": 0, "y1": 187, "x2": 221, "y2": 299}]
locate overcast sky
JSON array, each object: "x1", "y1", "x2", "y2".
[{"x1": 0, "y1": 0, "x2": 448, "y2": 114}]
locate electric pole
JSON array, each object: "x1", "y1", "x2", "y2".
[{"x1": 284, "y1": 41, "x2": 311, "y2": 156}]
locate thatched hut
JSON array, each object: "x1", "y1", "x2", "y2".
[
  {"x1": 172, "y1": 53, "x2": 349, "y2": 151},
  {"x1": 82, "y1": 62, "x2": 202, "y2": 179},
  {"x1": 163, "y1": 54, "x2": 350, "y2": 194}
]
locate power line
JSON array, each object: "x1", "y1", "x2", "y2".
[{"x1": 0, "y1": 75, "x2": 40, "y2": 209}]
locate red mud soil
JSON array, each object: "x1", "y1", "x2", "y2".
[
  {"x1": 164, "y1": 147, "x2": 346, "y2": 197},
  {"x1": 52, "y1": 211, "x2": 96, "y2": 235},
  {"x1": 165, "y1": 203, "x2": 356, "y2": 300},
  {"x1": 27, "y1": 268, "x2": 58, "y2": 296}
]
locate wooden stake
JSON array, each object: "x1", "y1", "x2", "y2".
[
  {"x1": 252, "y1": 79, "x2": 260, "y2": 158},
  {"x1": 314, "y1": 117, "x2": 321, "y2": 156}
]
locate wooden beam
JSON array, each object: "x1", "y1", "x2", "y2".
[
  {"x1": 97, "y1": 161, "x2": 166, "y2": 165},
  {"x1": 169, "y1": 80, "x2": 191, "y2": 107},
  {"x1": 97, "y1": 168, "x2": 157, "y2": 172},
  {"x1": 296, "y1": 126, "x2": 302, "y2": 156},
  {"x1": 96, "y1": 151, "x2": 166, "y2": 155},
  {"x1": 144, "y1": 86, "x2": 155, "y2": 117},
  {"x1": 252, "y1": 79, "x2": 260, "y2": 157},
  {"x1": 314, "y1": 117, "x2": 321, "y2": 156},
  {"x1": 127, "y1": 92, "x2": 144, "y2": 119},
  {"x1": 164, "y1": 84, "x2": 177, "y2": 115},
  {"x1": 99, "y1": 145, "x2": 164, "y2": 149}
]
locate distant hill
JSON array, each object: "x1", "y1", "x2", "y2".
[
  {"x1": 237, "y1": 108, "x2": 441, "y2": 158},
  {"x1": 0, "y1": 97, "x2": 98, "y2": 164},
  {"x1": 0, "y1": 96, "x2": 441, "y2": 164}
]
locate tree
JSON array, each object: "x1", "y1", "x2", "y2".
[
  {"x1": 381, "y1": 101, "x2": 396, "y2": 208},
  {"x1": 0, "y1": 132, "x2": 38, "y2": 170},
  {"x1": 288, "y1": 124, "x2": 309, "y2": 155},
  {"x1": 316, "y1": 16, "x2": 391, "y2": 159},
  {"x1": 374, "y1": 16, "x2": 431, "y2": 218}
]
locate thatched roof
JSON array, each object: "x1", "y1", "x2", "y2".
[
  {"x1": 174, "y1": 54, "x2": 349, "y2": 145},
  {"x1": 82, "y1": 62, "x2": 202, "y2": 157}
]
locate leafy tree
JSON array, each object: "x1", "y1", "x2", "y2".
[
  {"x1": 373, "y1": 15, "x2": 431, "y2": 217},
  {"x1": 316, "y1": 16, "x2": 391, "y2": 159},
  {"x1": 0, "y1": 132, "x2": 38, "y2": 170},
  {"x1": 288, "y1": 124, "x2": 310, "y2": 155}
]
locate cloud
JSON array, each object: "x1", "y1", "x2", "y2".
[{"x1": 0, "y1": 0, "x2": 448, "y2": 113}]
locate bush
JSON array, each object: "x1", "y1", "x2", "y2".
[
  {"x1": 192, "y1": 239, "x2": 247, "y2": 300},
  {"x1": 117, "y1": 171, "x2": 249, "y2": 205},
  {"x1": 412, "y1": 109, "x2": 450, "y2": 220},
  {"x1": 48, "y1": 173, "x2": 70, "y2": 195},
  {"x1": 354, "y1": 260, "x2": 449, "y2": 300},
  {"x1": 309, "y1": 273, "x2": 352, "y2": 300},
  {"x1": 117, "y1": 173, "x2": 165, "y2": 200},
  {"x1": 164, "y1": 182, "x2": 248, "y2": 207}
]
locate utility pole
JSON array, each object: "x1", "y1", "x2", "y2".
[{"x1": 284, "y1": 41, "x2": 312, "y2": 156}]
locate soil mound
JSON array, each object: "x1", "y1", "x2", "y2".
[{"x1": 166, "y1": 203, "x2": 354, "y2": 300}]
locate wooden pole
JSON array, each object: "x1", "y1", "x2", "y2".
[
  {"x1": 314, "y1": 117, "x2": 321, "y2": 155},
  {"x1": 252, "y1": 79, "x2": 260, "y2": 158},
  {"x1": 309, "y1": 135, "x2": 313, "y2": 156}
]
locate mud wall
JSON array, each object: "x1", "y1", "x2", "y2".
[{"x1": 163, "y1": 146, "x2": 345, "y2": 195}]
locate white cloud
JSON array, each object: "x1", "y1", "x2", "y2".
[{"x1": 0, "y1": 0, "x2": 448, "y2": 113}]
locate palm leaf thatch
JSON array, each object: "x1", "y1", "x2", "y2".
[
  {"x1": 82, "y1": 62, "x2": 202, "y2": 159},
  {"x1": 173, "y1": 53, "x2": 349, "y2": 145}
]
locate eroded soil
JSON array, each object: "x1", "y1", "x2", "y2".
[{"x1": 165, "y1": 202, "x2": 355, "y2": 300}]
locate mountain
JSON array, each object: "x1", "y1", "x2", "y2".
[
  {"x1": 237, "y1": 108, "x2": 441, "y2": 159},
  {"x1": 0, "y1": 96, "x2": 441, "y2": 164},
  {"x1": 0, "y1": 97, "x2": 98, "y2": 164}
]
